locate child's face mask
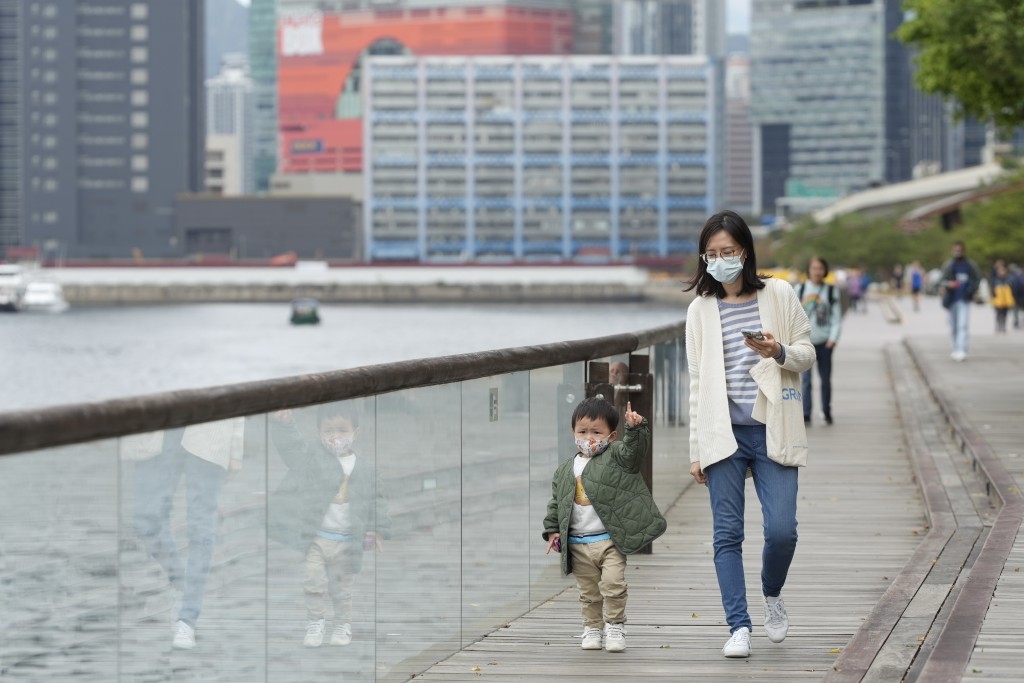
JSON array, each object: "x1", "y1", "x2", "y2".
[
  {"x1": 322, "y1": 435, "x2": 354, "y2": 457},
  {"x1": 575, "y1": 436, "x2": 610, "y2": 458}
]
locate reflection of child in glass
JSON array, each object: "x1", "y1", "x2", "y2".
[
  {"x1": 542, "y1": 397, "x2": 666, "y2": 653},
  {"x1": 269, "y1": 404, "x2": 390, "y2": 648}
]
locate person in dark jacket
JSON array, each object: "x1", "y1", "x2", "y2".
[
  {"x1": 269, "y1": 402, "x2": 391, "y2": 649},
  {"x1": 542, "y1": 397, "x2": 666, "y2": 653},
  {"x1": 940, "y1": 241, "x2": 982, "y2": 361}
]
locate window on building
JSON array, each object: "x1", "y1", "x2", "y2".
[
  {"x1": 131, "y1": 112, "x2": 148, "y2": 128},
  {"x1": 130, "y1": 25, "x2": 148, "y2": 41},
  {"x1": 131, "y1": 90, "x2": 148, "y2": 106},
  {"x1": 131, "y1": 133, "x2": 148, "y2": 149},
  {"x1": 130, "y1": 68, "x2": 148, "y2": 85},
  {"x1": 131, "y1": 155, "x2": 148, "y2": 172},
  {"x1": 131, "y1": 176, "x2": 148, "y2": 193},
  {"x1": 130, "y1": 3, "x2": 148, "y2": 20},
  {"x1": 131, "y1": 47, "x2": 148, "y2": 63}
]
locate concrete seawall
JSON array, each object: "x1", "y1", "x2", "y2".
[{"x1": 48, "y1": 266, "x2": 693, "y2": 305}]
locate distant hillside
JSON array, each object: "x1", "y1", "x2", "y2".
[{"x1": 206, "y1": 0, "x2": 249, "y2": 78}]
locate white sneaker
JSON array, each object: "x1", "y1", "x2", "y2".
[
  {"x1": 763, "y1": 595, "x2": 790, "y2": 643},
  {"x1": 330, "y1": 622, "x2": 352, "y2": 646},
  {"x1": 172, "y1": 621, "x2": 195, "y2": 650},
  {"x1": 604, "y1": 623, "x2": 626, "y2": 652},
  {"x1": 580, "y1": 626, "x2": 603, "y2": 650},
  {"x1": 722, "y1": 627, "x2": 751, "y2": 658},
  {"x1": 304, "y1": 619, "x2": 326, "y2": 648},
  {"x1": 951, "y1": 351, "x2": 967, "y2": 362}
]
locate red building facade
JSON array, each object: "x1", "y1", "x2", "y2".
[{"x1": 277, "y1": 5, "x2": 574, "y2": 174}]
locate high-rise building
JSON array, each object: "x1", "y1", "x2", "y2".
[
  {"x1": 618, "y1": 0, "x2": 724, "y2": 58},
  {"x1": 206, "y1": 54, "x2": 253, "y2": 194},
  {"x1": 364, "y1": 55, "x2": 722, "y2": 262},
  {"x1": 750, "y1": 0, "x2": 979, "y2": 217},
  {"x1": 0, "y1": 0, "x2": 23, "y2": 252},
  {"x1": 9, "y1": 0, "x2": 204, "y2": 258},
  {"x1": 206, "y1": 0, "x2": 248, "y2": 79},
  {"x1": 725, "y1": 55, "x2": 753, "y2": 215},
  {"x1": 276, "y1": 2, "x2": 575, "y2": 178},
  {"x1": 249, "y1": 0, "x2": 277, "y2": 193}
]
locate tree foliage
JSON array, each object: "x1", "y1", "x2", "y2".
[
  {"x1": 898, "y1": 0, "x2": 1024, "y2": 132},
  {"x1": 768, "y1": 184, "x2": 1024, "y2": 277}
]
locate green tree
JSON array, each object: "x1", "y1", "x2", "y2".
[{"x1": 898, "y1": 0, "x2": 1024, "y2": 131}]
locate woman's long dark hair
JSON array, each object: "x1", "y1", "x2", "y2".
[{"x1": 684, "y1": 210, "x2": 767, "y2": 298}]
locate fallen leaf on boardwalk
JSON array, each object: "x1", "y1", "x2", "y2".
[
  {"x1": 691, "y1": 612, "x2": 699, "y2": 618},
  {"x1": 828, "y1": 648, "x2": 841, "y2": 654},
  {"x1": 911, "y1": 530, "x2": 919, "y2": 536},
  {"x1": 918, "y1": 636, "x2": 925, "y2": 642},
  {"x1": 660, "y1": 644, "x2": 672, "y2": 648},
  {"x1": 471, "y1": 666, "x2": 481, "y2": 671}
]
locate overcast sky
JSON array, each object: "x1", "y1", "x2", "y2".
[{"x1": 235, "y1": 0, "x2": 752, "y2": 35}]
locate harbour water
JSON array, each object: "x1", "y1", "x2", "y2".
[{"x1": 0, "y1": 301, "x2": 686, "y2": 411}]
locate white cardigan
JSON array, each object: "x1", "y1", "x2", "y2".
[{"x1": 686, "y1": 277, "x2": 815, "y2": 472}]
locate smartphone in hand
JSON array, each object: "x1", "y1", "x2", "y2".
[{"x1": 740, "y1": 329, "x2": 765, "y2": 341}]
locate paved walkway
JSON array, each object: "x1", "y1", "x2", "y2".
[{"x1": 413, "y1": 294, "x2": 1024, "y2": 682}]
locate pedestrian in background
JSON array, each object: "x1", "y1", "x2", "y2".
[
  {"x1": 940, "y1": 241, "x2": 982, "y2": 361},
  {"x1": 796, "y1": 257, "x2": 842, "y2": 426},
  {"x1": 990, "y1": 259, "x2": 1016, "y2": 334},
  {"x1": 683, "y1": 210, "x2": 815, "y2": 659}
]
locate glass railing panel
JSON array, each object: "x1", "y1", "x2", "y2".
[
  {"x1": 528, "y1": 362, "x2": 584, "y2": 602},
  {"x1": 118, "y1": 415, "x2": 267, "y2": 681},
  {"x1": 374, "y1": 384, "x2": 462, "y2": 679},
  {"x1": 460, "y1": 372, "x2": 530, "y2": 645},
  {"x1": 650, "y1": 337, "x2": 689, "y2": 510},
  {"x1": 264, "y1": 400, "x2": 376, "y2": 681},
  {"x1": 0, "y1": 440, "x2": 119, "y2": 681}
]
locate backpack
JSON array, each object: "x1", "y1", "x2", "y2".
[{"x1": 797, "y1": 282, "x2": 835, "y2": 326}]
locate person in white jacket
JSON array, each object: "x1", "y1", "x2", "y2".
[{"x1": 684, "y1": 210, "x2": 814, "y2": 659}]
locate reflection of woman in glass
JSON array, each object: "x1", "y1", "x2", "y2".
[
  {"x1": 129, "y1": 419, "x2": 244, "y2": 650},
  {"x1": 269, "y1": 404, "x2": 391, "y2": 649}
]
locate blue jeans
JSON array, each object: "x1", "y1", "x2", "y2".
[
  {"x1": 949, "y1": 300, "x2": 970, "y2": 355},
  {"x1": 705, "y1": 424, "x2": 799, "y2": 633},
  {"x1": 801, "y1": 343, "x2": 833, "y2": 420},
  {"x1": 133, "y1": 429, "x2": 226, "y2": 627}
]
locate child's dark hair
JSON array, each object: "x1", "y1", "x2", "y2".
[
  {"x1": 317, "y1": 402, "x2": 360, "y2": 428},
  {"x1": 571, "y1": 397, "x2": 619, "y2": 431}
]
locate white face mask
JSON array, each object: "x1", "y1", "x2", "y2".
[
  {"x1": 322, "y1": 435, "x2": 354, "y2": 457},
  {"x1": 575, "y1": 436, "x2": 610, "y2": 458},
  {"x1": 706, "y1": 254, "x2": 744, "y2": 284}
]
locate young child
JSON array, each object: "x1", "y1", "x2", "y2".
[
  {"x1": 542, "y1": 397, "x2": 667, "y2": 652},
  {"x1": 269, "y1": 403, "x2": 391, "y2": 648}
]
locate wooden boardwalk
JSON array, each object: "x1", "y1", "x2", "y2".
[{"x1": 412, "y1": 296, "x2": 1024, "y2": 682}]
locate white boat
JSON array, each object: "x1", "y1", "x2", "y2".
[
  {"x1": 0, "y1": 263, "x2": 25, "y2": 311},
  {"x1": 19, "y1": 280, "x2": 69, "y2": 313}
]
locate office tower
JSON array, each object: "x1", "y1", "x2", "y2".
[
  {"x1": 569, "y1": 0, "x2": 725, "y2": 58},
  {"x1": 0, "y1": 0, "x2": 22, "y2": 252},
  {"x1": 364, "y1": 55, "x2": 721, "y2": 262},
  {"x1": 750, "y1": 0, "x2": 970, "y2": 216},
  {"x1": 206, "y1": 54, "x2": 253, "y2": 194},
  {"x1": 249, "y1": 0, "x2": 277, "y2": 193},
  {"x1": 13, "y1": 0, "x2": 203, "y2": 258},
  {"x1": 725, "y1": 55, "x2": 753, "y2": 215}
]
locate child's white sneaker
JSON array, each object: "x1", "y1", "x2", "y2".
[
  {"x1": 304, "y1": 618, "x2": 325, "y2": 647},
  {"x1": 172, "y1": 621, "x2": 195, "y2": 650},
  {"x1": 580, "y1": 626, "x2": 603, "y2": 650},
  {"x1": 604, "y1": 623, "x2": 626, "y2": 652},
  {"x1": 330, "y1": 623, "x2": 352, "y2": 646},
  {"x1": 722, "y1": 626, "x2": 751, "y2": 658}
]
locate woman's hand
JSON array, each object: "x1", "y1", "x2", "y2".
[
  {"x1": 745, "y1": 330, "x2": 782, "y2": 359},
  {"x1": 546, "y1": 533, "x2": 561, "y2": 555},
  {"x1": 690, "y1": 462, "x2": 707, "y2": 485}
]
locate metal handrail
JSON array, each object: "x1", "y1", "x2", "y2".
[{"x1": 0, "y1": 320, "x2": 685, "y2": 456}]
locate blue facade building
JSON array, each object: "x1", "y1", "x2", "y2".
[{"x1": 363, "y1": 55, "x2": 722, "y2": 262}]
